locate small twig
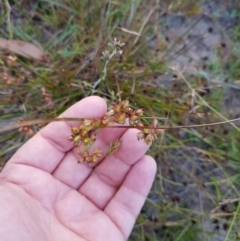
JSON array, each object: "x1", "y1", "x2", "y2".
[
  {"x1": 210, "y1": 212, "x2": 233, "y2": 218},
  {"x1": 219, "y1": 198, "x2": 240, "y2": 206},
  {"x1": 210, "y1": 198, "x2": 240, "y2": 215}
]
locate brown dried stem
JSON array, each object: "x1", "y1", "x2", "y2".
[{"x1": 1, "y1": 116, "x2": 240, "y2": 134}]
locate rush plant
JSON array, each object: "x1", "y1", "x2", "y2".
[{"x1": 2, "y1": 37, "x2": 240, "y2": 167}]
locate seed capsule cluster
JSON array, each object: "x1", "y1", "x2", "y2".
[{"x1": 68, "y1": 100, "x2": 162, "y2": 163}]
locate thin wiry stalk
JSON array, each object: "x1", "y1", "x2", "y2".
[
  {"x1": 180, "y1": 72, "x2": 240, "y2": 131},
  {"x1": 1, "y1": 116, "x2": 240, "y2": 134},
  {"x1": 224, "y1": 203, "x2": 240, "y2": 241}
]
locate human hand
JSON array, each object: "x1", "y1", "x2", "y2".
[{"x1": 0, "y1": 96, "x2": 156, "y2": 241}]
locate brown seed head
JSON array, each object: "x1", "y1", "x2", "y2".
[
  {"x1": 83, "y1": 137, "x2": 92, "y2": 145},
  {"x1": 130, "y1": 114, "x2": 139, "y2": 121},
  {"x1": 143, "y1": 128, "x2": 150, "y2": 134},
  {"x1": 71, "y1": 127, "x2": 79, "y2": 134},
  {"x1": 121, "y1": 100, "x2": 129, "y2": 109},
  {"x1": 82, "y1": 119, "x2": 92, "y2": 126},
  {"x1": 136, "y1": 108, "x2": 144, "y2": 116},
  {"x1": 92, "y1": 155, "x2": 98, "y2": 163},
  {"x1": 113, "y1": 104, "x2": 121, "y2": 113},
  {"x1": 86, "y1": 155, "x2": 92, "y2": 163},
  {"x1": 92, "y1": 119, "x2": 101, "y2": 128},
  {"x1": 74, "y1": 135, "x2": 81, "y2": 143},
  {"x1": 115, "y1": 112, "x2": 126, "y2": 124},
  {"x1": 106, "y1": 109, "x2": 115, "y2": 117},
  {"x1": 94, "y1": 148, "x2": 103, "y2": 157},
  {"x1": 80, "y1": 130, "x2": 88, "y2": 137},
  {"x1": 145, "y1": 133, "x2": 154, "y2": 145},
  {"x1": 101, "y1": 118, "x2": 109, "y2": 126}
]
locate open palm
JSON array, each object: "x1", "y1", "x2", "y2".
[{"x1": 0, "y1": 96, "x2": 156, "y2": 241}]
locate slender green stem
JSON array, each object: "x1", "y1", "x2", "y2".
[
  {"x1": 3, "y1": 0, "x2": 13, "y2": 39},
  {"x1": 224, "y1": 203, "x2": 240, "y2": 241},
  {"x1": 92, "y1": 48, "x2": 117, "y2": 91}
]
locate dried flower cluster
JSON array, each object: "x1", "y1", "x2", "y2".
[
  {"x1": 109, "y1": 38, "x2": 125, "y2": 54},
  {"x1": 102, "y1": 38, "x2": 125, "y2": 59},
  {"x1": 68, "y1": 100, "x2": 162, "y2": 164},
  {"x1": 68, "y1": 118, "x2": 108, "y2": 163},
  {"x1": 106, "y1": 100, "x2": 143, "y2": 125},
  {"x1": 136, "y1": 119, "x2": 163, "y2": 145}
]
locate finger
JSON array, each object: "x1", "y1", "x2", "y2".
[
  {"x1": 78, "y1": 129, "x2": 150, "y2": 209},
  {"x1": 7, "y1": 96, "x2": 107, "y2": 173},
  {"x1": 104, "y1": 155, "x2": 156, "y2": 240}
]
